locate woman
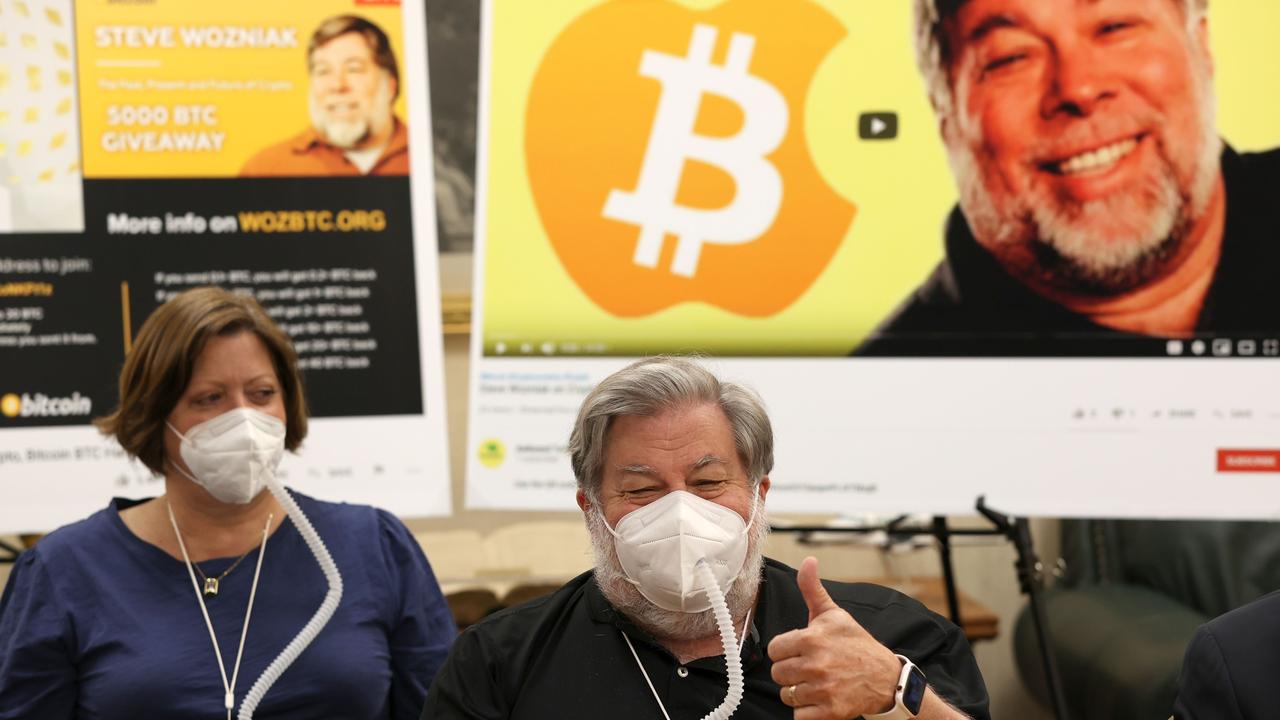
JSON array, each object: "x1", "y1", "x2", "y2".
[{"x1": 0, "y1": 287, "x2": 455, "y2": 719}]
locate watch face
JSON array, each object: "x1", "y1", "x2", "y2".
[{"x1": 902, "y1": 665, "x2": 928, "y2": 714}]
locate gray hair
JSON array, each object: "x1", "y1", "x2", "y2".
[
  {"x1": 913, "y1": 0, "x2": 1210, "y2": 117},
  {"x1": 568, "y1": 357, "x2": 774, "y2": 504}
]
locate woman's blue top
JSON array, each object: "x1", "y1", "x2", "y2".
[{"x1": 0, "y1": 490, "x2": 455, "y2": 719}]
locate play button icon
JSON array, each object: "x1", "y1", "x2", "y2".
[{"x1": 859, "y1": 112, "x2": 899, "y2": 140}]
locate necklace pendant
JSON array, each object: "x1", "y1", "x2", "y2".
[{"x1": 203, "y1": 577, "x2": 219, "y2": 596}]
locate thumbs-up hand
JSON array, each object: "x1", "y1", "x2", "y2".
[{"x1": 767, "y1": 557, "x2": 904, "y2": 719}]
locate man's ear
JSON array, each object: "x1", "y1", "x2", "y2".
[
  {"x1": 938, "y1": 111, "x2": 955, "y2": 147},
  {"x1": 757, "y1": 476, "x2": 770, "y2": 503},
  {"x1": 576, "y1": 489, "x2": 590, "y2": 514}
]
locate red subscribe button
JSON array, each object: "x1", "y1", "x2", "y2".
[{"x1": 1217, "y1": 449, "x2": 1280, "y2": 473}]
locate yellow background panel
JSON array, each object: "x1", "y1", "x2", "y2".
[
  {"x1": 481, "y1": 0, "x2": 1280, "y2": 356},
  {"x1": 76, "y1": 0, "x2": 407, "y2": 178}
]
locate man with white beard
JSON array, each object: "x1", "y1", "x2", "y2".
[
  {"x1": 857, "y1": 0, "x2": 1280, "y2": 355},
  {"x1": 423, "y1": 357, "x2": 989, "y2": 720},
  {"x1": 241, "y1": 15, "x2": 408, "y2": 177}
]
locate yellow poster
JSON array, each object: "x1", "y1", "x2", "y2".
[
  {"x1": 76, "y1": 0, "x2": 408, "y2": 178},
  {"x1": 481, "y1": 0, "x2": 1280, "y2": 356}
]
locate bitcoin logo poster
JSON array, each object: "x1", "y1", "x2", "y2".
[
  {"x1": 471, "y1": 0, "x2": 1280, "y2": 518},
  {"x1": 529, "y1": 9, "x2": 854, "y2": 320},
  {"x1": 484, "y1": 0, "x2": 937, "y2": 357}
]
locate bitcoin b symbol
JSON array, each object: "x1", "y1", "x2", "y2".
[{"x1": 602, "y1": 24, "x2": 788, "y2": 278}]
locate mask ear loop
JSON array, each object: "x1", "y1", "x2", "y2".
[
  {"x1": 596, "y1": 504, "x2": 646, "y2": 591},
  {"x1": 740, "y1": 483, "x2": 761, "y2": 537},
  {"x1": 601, "y1": 507, "x2": 622, "y2": 540},
  {"x1": 165, "y1": 422, "x2": 202, "y2": 484},
  {"x1": 165, "y1": 421, "x2": 188, "y2": 443}
]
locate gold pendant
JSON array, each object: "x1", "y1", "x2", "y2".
[{"x1": 203, "y1": 577, "x2": 219, "y2": 596}]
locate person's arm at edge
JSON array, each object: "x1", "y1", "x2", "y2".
[
  {"x1": 375, "y1": 510, "x2": 457, "y2": 720},
  {"x1": 0, "y1": 549, "x2": 77, "y2": 720},
  {"x1": 1172, "y1": 623, "x2": 1244, "y2": 720}
]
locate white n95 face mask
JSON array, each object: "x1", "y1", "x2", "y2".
[
  {"x1": 608, "y1": 489, "x2": 757, "y2": 613},
  {"x1": 167, "y1": 407, "x2": 286, "y2": 504}
]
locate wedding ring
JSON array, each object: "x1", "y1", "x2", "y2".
[{"x1": 788, "y1": 684, "x2": 798, "y2": 705}]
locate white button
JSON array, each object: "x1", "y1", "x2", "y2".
[{"x1": 676, "y1": 667, "x2": 689, "y2": 678}]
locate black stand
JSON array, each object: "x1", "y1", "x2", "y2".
[
  {"x1": 772, "y1": 497, "x2": 1070, "y2": 720},
  {"x1": 975, "y1": 497, "x2": 1070, "y2": 720},
  {"x1": 772, "y1": 513, "x2": 999, "y2": 630},
  {"x1": 932, "y1": 515, "x2": 963, "y2": 625}
]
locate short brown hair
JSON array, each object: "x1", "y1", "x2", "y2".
[
  {"x1": 308, "y1": 14, "x2": 400, "y2": 99},
  {"x1": 95, "y1": 286, "x2": 308, "y2": 475}
]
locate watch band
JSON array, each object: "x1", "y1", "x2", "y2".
[{"x1": 863, "y1": 654, "x2": 926, "y2": 720}]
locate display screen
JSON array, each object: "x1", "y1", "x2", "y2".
[
  {"x1": 467, "y1": 0, "x2": 1280, "y2": 518},
  {"x1": 480, "y1": 0, "x2": 1280, "y2": 359},
  {"x1": 904, "y1": 665, "x2": 927, "y2": 711}
]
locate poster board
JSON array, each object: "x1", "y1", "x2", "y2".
[{"x1": 0, "y1": 0, "x2": 451, "y2": 532}]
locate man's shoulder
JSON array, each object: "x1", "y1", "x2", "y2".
[
  {"x1": 1177, "y1": 590, "x2": 1280, "y2": 718},
  {"x1": 762, "y1": 558, "x2": 988, "y2": 717},
  {"x1": 762, "y1": 557, "x2": 952, "y2": 633},
  {"x1": 369, "y1": 118, "x2": 411, "y2": 175},
  {"x1": 240, "y1": 128, "x2": 321, "y2": 176},
  {"x1": 1201, "y1": 589, "x2": 1280, "y2": 654},
  {"x1": 1226, "y1": 144, "x2": 1280, "y2": 202},
  {"x1": 874, "y1": 260, "x2": 963, "y2": 329},
  {"x1": 1236, "y1": 145, "x2": 1280, "y2": 174},
  {"x1": 851, "y1": 259, "x2": 966, "y2": 355}
]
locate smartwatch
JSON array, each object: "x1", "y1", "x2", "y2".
[{"x1": 863, "y1": 654, "x2": 927, "y2": 720}]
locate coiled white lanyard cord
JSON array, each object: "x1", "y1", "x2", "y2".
[
  {"x1": 167, "y1": 499, "x2": 272, "y2": 720},
  {"x1": 621, "y1": 606, "x2": 752, "y2": 720}
]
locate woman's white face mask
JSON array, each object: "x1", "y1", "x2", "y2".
[
  {"x1": 606, "y1": 489, "x2": 757, "y2": 613},
  {"x1": 167, "y1": 407, "x2": 286, "y2": 504}
]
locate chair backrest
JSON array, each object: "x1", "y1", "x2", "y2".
[
  {"x1": 445, "y1": 588, "x2": 502, "y2": 631},
  {"x1": 1061, "y1": 519, "x2": 1280, "y2": 618}
]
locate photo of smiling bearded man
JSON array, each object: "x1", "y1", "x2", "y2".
[
  {"x1": 242, "y1": 15, "x2": 409, "y2": 177},
  {"x1": 857, "y1": 0, "x2": 1280, "y2": 356}
]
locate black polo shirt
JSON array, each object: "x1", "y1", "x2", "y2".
[{"x1": 422, "y1": 557, "x2": 990, "y2": 719}]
